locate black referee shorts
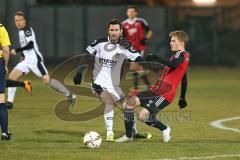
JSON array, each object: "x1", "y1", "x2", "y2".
[
  {"x1": 137, "y1": 91, "x2": 169, "y2": 114},
  {"x1": 0, "y1": 74, "x2": 6, "y2": 94}
]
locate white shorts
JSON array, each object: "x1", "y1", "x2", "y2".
[
  {"x1": 91, "y1": 83, "x2": 125, "y2": 102},
  {"x1": 14, "y1": 60, "x2": 48, "y2": 77}
]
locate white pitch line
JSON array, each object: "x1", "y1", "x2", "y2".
[
  {"x1": 210, "y1": 116, "x2": 240, "y2": 133},
  {"x1": 146, "y1": 154, "x2": 240, "y2": 160}
]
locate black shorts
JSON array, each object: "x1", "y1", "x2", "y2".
[
  {"x1": 0, "y1": 74, "x2": 6, "y2": 94},
  {"x1": 137, "y1": 91, "x2": 169, "y2": 114},
  {"x1": 91, "y1": 83, "x2": 104, "y2": 95}
]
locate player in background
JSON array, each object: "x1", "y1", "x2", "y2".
[
  {"x1": 0, "y1": 23, "x2": 11, "y2": 140},
  {"x1": 122, "y1": 5, "x2": 153, "y2": 96},
  {"x1": 6, "y1": 11, "x2": 76, "y2": 109},
  {"x1": 116, "y1": 30, "x2": 189, "y2": 142},
  {"x1": 73, "y1": 19, "x2": 152, "y2": 141}
]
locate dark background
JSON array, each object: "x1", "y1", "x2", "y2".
[{"x1": 1, "y1": 0, "x2": 240, "y2": 66}]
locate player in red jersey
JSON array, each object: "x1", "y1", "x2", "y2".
[
  {"x1": 122, "y1": 5, "x2": 153, "y2": 96},
  {"x1": 116, "y1": 30, "x2": 189, "y2": 143}
]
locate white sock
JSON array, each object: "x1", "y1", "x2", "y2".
[
  {"x1": 133, "y1": 114, "x2": 138, "y2": 134},
  {"x1": 7, "y1": 87, "x2": 17, "y2": 103},
  {"x1": 104, "y1": 105, "x2": 114, "y2": 133}
]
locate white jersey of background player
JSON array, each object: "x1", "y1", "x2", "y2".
[
  {"x1": 6, "y1": 11, "x2": 76, "y2": 109},
  {"x1": 18, "y1": 24, "x2": 44, "y2": 63},
  {"x1": 74, "y1": 19, "x2": 152, "y2": 141}
]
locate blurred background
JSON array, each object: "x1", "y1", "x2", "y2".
[{"x1": 0, "y1": 0, "x2": 240, "y2": 66}]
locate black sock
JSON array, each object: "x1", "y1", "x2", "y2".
[
  {"x1": 0, "y1": 103, "x2": 8, "y2": 134},
  {"x1": 141, "y1": 74, "x2": 151, "y2": 88},
  {"x1": 124, "y1": 109, "x2": 134, "y2": 138},
  {"x1": 132, "y1": 72, "x2": 139, "y2": 89},
  {"x1": 6, "y1": 79, "x2": 25, "y2": 88},
  {"x1": 145, "y1": 115, "x2": 167, "y2": 131}
]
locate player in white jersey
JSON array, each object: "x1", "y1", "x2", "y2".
[
  {"x1": 74, "y1": 19, "x2": 152, "y2": 141},
  {"x1": 6, "y1": 11, "x2": 76, "y2": 108}
]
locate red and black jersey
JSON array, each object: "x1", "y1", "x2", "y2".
[
  {"x1": 122, "y1": 18, "x2": 150, "y2": 52},
  {"x1": 151, "y1": 50, "x2": 189, "y2": 103}
]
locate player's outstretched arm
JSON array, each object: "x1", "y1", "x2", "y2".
[
  {"x1": 146, "y1": 54, "x2": 184, "y2": 69},
  {"x1": 178, "y1": 73, "x2": 188, "y2": 109},
  {"x1": 132, "y1": 56, "x2": 164, "y2": 73}
]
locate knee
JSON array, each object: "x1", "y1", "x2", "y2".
[
  {"x1": 43, "y1": 79, "x2": 49, "y2": 85},
  {"x1": 8, "y1": 72, "x2": 16, "y2": 80},
  {"x1": 43, "y1": 76, "x2": 50, "y2": 85},
  {"x1": 0, "y1": 94, "x2": 5, "y2": 103},
  {"x1": 138, "y1": 112, "x2": 149, "y2": 122},
  {"x1": 125, "y1": 100, "x2": 135, "y2": 110}
]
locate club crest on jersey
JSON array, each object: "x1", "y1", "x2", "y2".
[
  {"x1": 92, "y1": 39, "x2": 97, "y2": 45},
  {"x1": 104, "y1": 42, "x2": 117, "y2": 52},
  {"x1": 130, "y1": 47, "x2": 136, "y2": 53},
  {"x1": 25, "y1": 30, "x2": 32, "y2": 37},
  {"x1": 125, "y1": 25, "x2": 129, "y2": 29}
]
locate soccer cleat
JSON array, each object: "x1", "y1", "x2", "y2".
[
  {"x1": 1, "y1": 133, "x2": 11, "y2": 141},
  {"x1": 6, "y1": 101, "x2": 13, "y2": 110},
  {"x1": 162, "y1": 126, "x2": 171, "y2": 143},
  {"x1": 129, "y1": 88, "x2": 139, "y2": 97},
  {"x1": 115, "y1": 135, "x2": 133, "y2": 143},
  {"x1": 24, "y1": 80, "x2": 32, "y2": 95},
  {"x1": 68, "y1": 92, "x2": 76, "y2": 107},
  {"x1": 134, "y1": 132, "x2": 153, "y2": 139},
  {"x1": 106, "y1": 131, "x2": 114, "y2": 142}
]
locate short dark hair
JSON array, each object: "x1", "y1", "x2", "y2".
[
  {"x1": 127, "y1": 5, "x2": 138, "y2": 12},
  {"x1": 107, "y1": 19, "x2": 122, "y2": 30},
  {"x1": 15, "y1": 11, "x2": 26, "y2": 19}
]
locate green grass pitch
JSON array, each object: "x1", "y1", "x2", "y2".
[{"x1": 0, "y1": 67, "x2": 240, "y2": 160}]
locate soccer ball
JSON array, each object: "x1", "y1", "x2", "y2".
[{"x1": 83, "y1": 131, "x2": 102, "y2": 149}]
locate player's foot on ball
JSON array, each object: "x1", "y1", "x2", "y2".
[
  {"x1": 162, "y1": 126, "x2": 171, "y2": 143},
  {"x1": 6, "y1": 101, "x2": 13, "y2": 109},
  {"x1": 106, "y1": 131, "x2": 114, "y2": 142},
  {"x1": 1, "y1": 133, "x2": 11, "y2": 141},
  {"x1": 134, "y1": 132, "x2": 152, "y2": 139},
  {"x1": 24, "y1": 80, "x2": 32, "y2": 95},
  {"x1": 68, "y1": 92, "x2": 76, "y2": 107},
  {"x1": 129, "y1": 88, "x2": 139, "y2": 97},
  {"x1": 115, "y1": 135, "x2": 133, "y2": 143}
]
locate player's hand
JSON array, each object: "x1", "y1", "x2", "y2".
[
  {"x1": 11, "y1": 49, "x2": 16, "y2": 55},
  {"x1": 140, "y1": 37, "x2": 147, "y2": 45},
  {"x1": 178, "y1": 98, "x2": 187, "y2": 109},
  {"x1": 73, "y1": 72, "x2": 82, "y2": 85}
]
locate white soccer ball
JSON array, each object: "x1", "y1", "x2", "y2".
[{"x1": 83, "y1": 131, "x2": 102, "y2": 149}]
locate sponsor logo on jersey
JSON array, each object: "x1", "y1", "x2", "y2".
[
  {"x1": 99, "y1": 57, "x2": 117, "y2": 67},
  {"x1": 128, "y1": 28, "x2": 137, "y2": 35}
]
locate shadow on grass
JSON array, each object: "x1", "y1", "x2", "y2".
[{"x1": 33, "y1": 129, "x2": 86, "y2": 137}]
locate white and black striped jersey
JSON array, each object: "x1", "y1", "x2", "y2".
[
  {"x1": 18, "y1": 26, "x2": 44, "y2": 61},
  {"x1": 86, "y1": 36, "x2": 141, "y2": 89}
]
